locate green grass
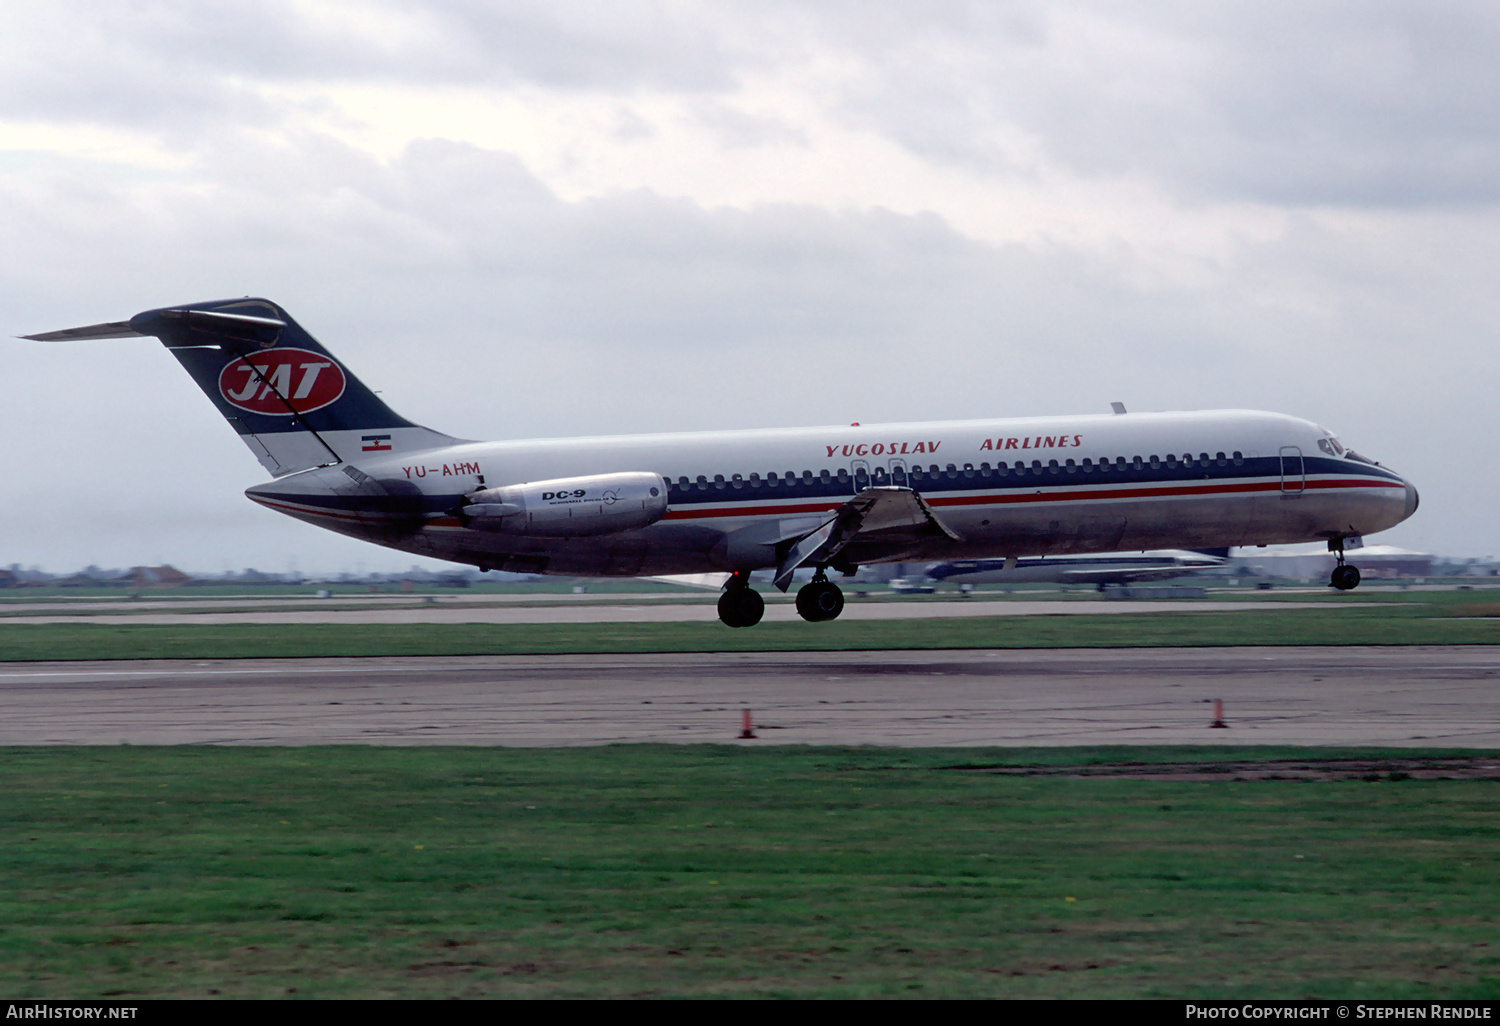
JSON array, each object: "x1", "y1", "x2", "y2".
[
  {"x1": 3, "y1": 598, "x2": 1500, "y2": 661},
  {"x1": 1, "y1": 745, "x2": 1496, "y2": 999}
]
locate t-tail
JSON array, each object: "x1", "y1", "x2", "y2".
[{"x1": 22, "y1": 298, "x2": 460, "y2": 475}]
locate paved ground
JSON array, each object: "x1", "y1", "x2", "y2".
[
  {"x1": 0, "y1": 597, "x2": 1371, "y2": 625},
  {"x1": 2, "y1": 647, "x2": 1496, "y2": 748}
]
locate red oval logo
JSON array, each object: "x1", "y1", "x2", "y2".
[{"x1": 218, "y1": 348, "x2": 347, "y2": 416}]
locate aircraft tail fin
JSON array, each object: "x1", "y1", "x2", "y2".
[{"x1": 23, "y1": 298, "x2": 461, "y2": 476}]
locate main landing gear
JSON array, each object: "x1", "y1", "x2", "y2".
[
  {"x1": 795, "y1": 569, "x2": 845, "y2": 623},
  {"x1": 1329, "y1": 538, "x2": 1362, "y2": 592},
  {"x1": 718, "y1": 571, "x2": 765, "y2": 628},
  {"x1": 717, "y1": 569, "x2": 848, "y2": 626}
]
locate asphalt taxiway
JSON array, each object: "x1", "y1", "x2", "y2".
[{"x1": 2, "y1": 647, "x2": 1496, "y2": 748}]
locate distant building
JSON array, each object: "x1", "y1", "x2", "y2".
[{"x1": 128, "y1": 565, "x2": 193, "y2": 587}]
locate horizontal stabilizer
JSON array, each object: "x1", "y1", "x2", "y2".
[
  {"x1": 23, "y1": 297, "x2": 462, "y2": 476},
  {"x1": 158, "y1": 308, "x2": 288, "y2": 344},
  {"x1": 20, "y1": 321, "x2": 142, "y2": 342}
]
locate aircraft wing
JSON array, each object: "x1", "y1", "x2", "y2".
[
  {"x1": 773, "y1": 486, "x2": 961, "y2": 592},
  {"x1": 646, "y1": 573, "x2": 733, "y2": 591}
]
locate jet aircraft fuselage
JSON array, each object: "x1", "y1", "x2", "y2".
[
  {"x1": 24, "y1": 298, "x2": 1419, "y2": 626},
  {"x1": 247, "y1": 411, "x2": 1415, "y2": 576}
]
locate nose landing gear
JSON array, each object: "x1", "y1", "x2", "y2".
[{"x1": 1329, "y1": 538, "x2": 1362, "y2": 591}]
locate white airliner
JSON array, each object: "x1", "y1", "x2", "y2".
[
  {"x1": 919, "y1": 549, "x2": 1229, "y2": 590},
  {"x1": 24, "y1": 298, "x2": 1419, "y2": 627}
]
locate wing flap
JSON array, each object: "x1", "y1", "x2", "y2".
[{"x1": 772, "y1": 486, "x2": 961, "y2": 591}]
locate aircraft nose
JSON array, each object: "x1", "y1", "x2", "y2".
[{"x1": 1404, "y1": 479, "x2": 1420, "y2": 521}]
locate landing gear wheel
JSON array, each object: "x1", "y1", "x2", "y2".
[
  {"x1": 1330, "y1": 564, "x2": 1361, "y2": 591},
  {"x1": 717, "y1": 587, "x2": 765, "y2": 628},
  {"x1": 795, "y1": 580, "x2": 845, "y2": 622}
]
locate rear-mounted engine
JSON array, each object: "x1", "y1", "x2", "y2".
[{"x1": 459, "y1": 471, "x2": 668, "y2": 537}]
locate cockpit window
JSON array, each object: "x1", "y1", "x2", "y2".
[{"x1": 1317, "y1": 433, "x2": 1346, "y2": 457}]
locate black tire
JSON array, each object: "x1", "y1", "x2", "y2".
[
  {"x1": 1330, "y1": 564, "x2": 1362, "y2": 591},
  {"x1": 796, "y1": 581, "x2": 845, "y2": 622},
  {"x1": 718, "y1": 588, "x2": 765, "y2": 627}
]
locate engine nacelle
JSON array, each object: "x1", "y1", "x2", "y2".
[{"x1": 461, "y1": 471, "x2": 669, "y2": 537}]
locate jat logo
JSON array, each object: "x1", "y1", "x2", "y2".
[{"x1": 218, "y1": 348, "x2": 347, "y2": 416}]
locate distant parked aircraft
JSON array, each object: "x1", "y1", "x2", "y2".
[{"x1": 919, "y1": 549, "x2": 1228, "y2": 590}]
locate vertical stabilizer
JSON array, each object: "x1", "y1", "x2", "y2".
[{"x1": 26, "y1": 298, "x2": 462, "y2": 475}]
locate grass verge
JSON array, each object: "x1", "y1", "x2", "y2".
[
  {"x1": 2, "y1": 745, "x2": 1496, "y2": 999},
  {"x1": 3, "y1": 601, "x2": 1500, "y2": 661}
]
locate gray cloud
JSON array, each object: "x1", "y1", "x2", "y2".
[
  {"x1": 0, "y1": 1, "x2": 755, "y2": 136},
  {"x1": 790, "y1": 1, "x2": 1500, "y2": 207},
  {"x1": 2, "y1": 4, "x2": 1494, "y2": 572},
  {"x1": 12, "y1": 3, "x2": 1500, "y2": 207}
]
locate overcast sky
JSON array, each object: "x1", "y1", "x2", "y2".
[{"x1": 3, "y1": 1, "x2": 1495, "y2": 575}]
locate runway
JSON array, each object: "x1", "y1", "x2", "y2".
[{"x1": 3, "y1": 647, "x2": 1496, "y2": 748}]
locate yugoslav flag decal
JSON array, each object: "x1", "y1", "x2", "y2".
[{"x1": 218, "y1": 348, "x2": 347, "y2": 415}]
